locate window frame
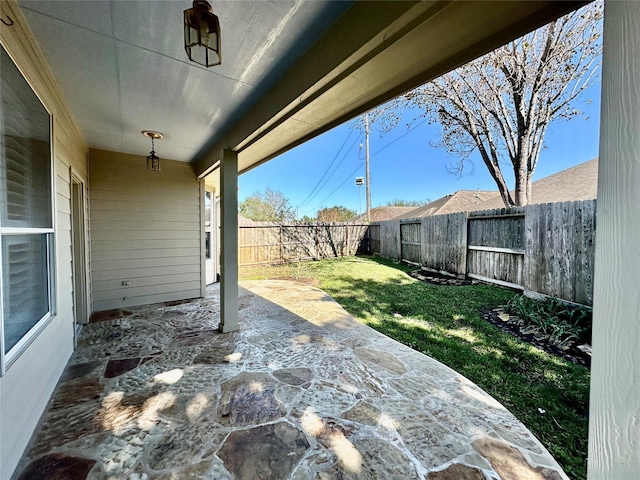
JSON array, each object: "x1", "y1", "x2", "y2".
[{"x1": 0, "y1": 44, "x2": 57, "y2": 376}]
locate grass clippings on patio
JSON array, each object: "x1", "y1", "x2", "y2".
[{"x1": 240, "y1": 256, "x2": 590, "y2": 480}]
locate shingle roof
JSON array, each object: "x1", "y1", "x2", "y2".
[
  {"x1": 238, "y1": 214, "x2": 257, "y2": 226},
  {"x1": 349, "y1": 159, "x2": 597, "y2": 222},
  {"x1": 395, "y1": 190, "x2": 501, "y2": 219},
  {"x1": 476, "y1": 158, "x2": 598, "y2": 209},
  {"x1": 350, "y1": 206, "x2": 417, "y2": 222}
]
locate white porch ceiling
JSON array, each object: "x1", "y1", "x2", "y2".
[
  {"x1": 17, "y1": 0, "x2": 588, "y2": 191},
  {"x1": 18, "y1": 0, "x2": 351, "y2": 162}
]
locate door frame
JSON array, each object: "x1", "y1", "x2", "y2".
[
  {"x1": 70, "y1": 172, "x2": 89, "y2": 333},
  {"x1": 204, "y1": 188, "x2": 219, "y2": 285}
]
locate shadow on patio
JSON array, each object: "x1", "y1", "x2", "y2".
[{"x1": 15, "y1": 281, "x2": 567, "y2": 480}]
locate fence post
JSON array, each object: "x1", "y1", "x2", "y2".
[
  {"x1": 345, "y1": 224, "x2": 349, "y2": 256},
  {"x1": 279, "y1": 225, "x2": 284, "y2": 263},
  {"x1": 462, "y1": 211, "x2": 469, "y2": 276},
  {"x1": 314, "y1": 224, "x2": 319, "y2": 260},
  {"x1": 366, "y1": 225, "x2": 370, "y2": 254}
]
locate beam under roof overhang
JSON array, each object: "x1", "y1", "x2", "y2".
[{"x1": 198, "y1": 0, "x2": 588, "y2": 187}]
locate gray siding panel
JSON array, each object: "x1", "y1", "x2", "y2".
[
  {"x1": 92, "y1": 199, "x2": 198, "y2": 214},
  {"x1": 93, "y1": 288, "x2": 202, "y2": 313},
  {"x1": 89, "y1": 220, "x2": 199, "y2": 231},
  {"x1": 89, "y1": 150, "x2": 202, "y2": 312},
  {"x1": 92, "y1": 263, "x2": 200, "y2": 281},
  {"x1": 91, "y1": 256, "x2": 201, "y2": 271},
  {"x1": 93, "y1": 275, "x2": 202, "y2": 297},
  {"x1": 91, "y1": 239, "x2": 201, "y2": 251},
  {"x1": 91, "y1": 248, "x2": 201, "y2": 261},
  {"x1": 90, "y1": 229, "x2": 200, "y2": 241},
  {"x1": 90, "y1": 209, "x2": 200, "y2": 223}
]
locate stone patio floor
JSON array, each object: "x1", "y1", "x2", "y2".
[{"x1": 14, "y1": 280, "x2": 568, "y2": 480}]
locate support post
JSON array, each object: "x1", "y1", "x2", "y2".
[
  {"x1": 588, "y1": 2, "x2": 640, "y2": 478},
  {"x1": 219, "y1": 149, "x2": 239, "y2": 333}
]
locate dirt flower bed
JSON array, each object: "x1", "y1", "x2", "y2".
[
  {"x1": 409, "y1": 269, "x2": 476, "y2": 286},
  {"x1": 480, "y1": 307, "x2": 591, "y2": 368}
]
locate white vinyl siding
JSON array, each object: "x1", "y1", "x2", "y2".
[{"x1": 89, "y1": 149, "x2": 202, "y2": 312}]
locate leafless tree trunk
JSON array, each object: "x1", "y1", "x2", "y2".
[{"x1": 384, "y1": 1, "x2": 602, "y2": 206}]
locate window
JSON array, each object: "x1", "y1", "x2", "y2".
[{"x1": 0, "y1": 45, "x2": 55, "y2": 374}]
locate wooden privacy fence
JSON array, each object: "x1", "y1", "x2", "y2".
[
  {"x1": 239, "y1": 223, "x2": 369, "y2": 266},
  {"x1": 467, "y1": 210, "x2": 525, "y2": 288},
  {"x1": 370, "y1": 200, "x2": 596, "y2": 305}
]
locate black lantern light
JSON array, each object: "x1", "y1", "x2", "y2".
[
  {"x1": 184, "y1": 0, "x2": 221, "y2": 67},
  {"x1": 143, "y1": 131, "x2": 163, "y2": 171}
]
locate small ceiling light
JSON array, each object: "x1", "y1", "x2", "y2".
[
  {"x1": 184, "y1": 0, "x2": 221, "y2": 67},
  {"x1": 142, "y1": 131, "x2": 163, "y2": 171}
]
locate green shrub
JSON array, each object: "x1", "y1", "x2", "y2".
[{"x1": 504, "y1": 295, "x2": 592, "y2": 348}]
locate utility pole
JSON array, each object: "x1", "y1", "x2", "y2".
[{"x1": 365, "y1": 111, "x2": 371, "y2": 222}]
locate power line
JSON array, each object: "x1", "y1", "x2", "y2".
[
  {"x1": 303, "y1": 118, "x2": 429, "y2": 214},
  {"x1": 371, "y1": 118, "x2": 428, "y2": 157},
  {"x1": 297, "y1": 129, "x2": 355, "y2": 209},
  {"x1": 297, "y1": 132, "x2": 362, "y2": 209},
  {"x1": 305, "y1": 161, "x2": 365, "y2": 215}
]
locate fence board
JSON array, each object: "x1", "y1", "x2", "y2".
[
  {"x1": 466, "y1": 207, "x2": 525, "y2": 287},
  {"x1": 467, "y1": 249, "x2": 524, "y2": 287},
  {"x1": 400, "y1": 222, "x2": 421, "y2": 264},
  {"x1": 349, "y1": 224, "x2": 370, "y2": 255},
  {"x1": 239, "y1": 200, "x2": 597, "y2": 305},
  {"x1": 239, "y1": 226, "x2": 281, "y2": 265},
  {"x1": 369, "y1": 224, "x2": 381, "y2": 253},
  {"x1": 380, "y1": 219, "x2": 402, "y2": 261},
  {"x1": 238, "y1": 223, "x2": 369, "y2": 266},
  {"x1": 421, "y1": 212, "x2": 467, "y2": 275},
  {"x1": 468, "y1": 207, "x2": 524, "y2": 249},
  {"x1": 374, "y1": 200, "x2": 596, "y2": 306},
  {"x1": 524, "y1": 200, "x2": 595, "y2": 305}
]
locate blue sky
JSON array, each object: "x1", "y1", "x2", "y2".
[{"x1": 239, "y1": 82, "x2": 601, "y2": 219}]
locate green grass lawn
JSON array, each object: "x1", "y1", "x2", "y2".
[{"x1": 240, "y1": 256, "x2": 590, "y2": 480}]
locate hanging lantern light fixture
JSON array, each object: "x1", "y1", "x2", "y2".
[
  {"x1": 142, "y1": 131, "x2": 163, "y2": 171},
  {"x1": 184, "y1": 0, "x2": 221, "y2": 67}
]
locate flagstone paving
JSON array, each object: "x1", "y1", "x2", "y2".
[{"x1": 14, "y1": 280, "x2": 568, "y2": 480}]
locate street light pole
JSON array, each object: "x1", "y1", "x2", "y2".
[
  {"x1": 365, "y1": 111, "x2": 371, "y2": 222},
  {"x1": 355, "y1": 176, "x2": 364, "y2": 215}
]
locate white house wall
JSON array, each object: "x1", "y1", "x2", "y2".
[
  {"x1": 588, "y1": 2, "x2": 640, "y2": 478},
  {"x1": 88, "y1": 149, "x2": 203, "y2": 312},
  {"x1": 0, "y1": 1, "x2": 89, "y2": 477}
]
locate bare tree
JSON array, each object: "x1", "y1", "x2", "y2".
[{"x1": 393, "y1": 2, "x2": 602, "y2": 206}]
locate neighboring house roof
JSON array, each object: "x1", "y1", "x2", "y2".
[
  {"x1": 351, "y1": 206, "x2": 416, "y2": 222},
  {"x1": 396, "y1": 190, "x2": 501, "y2": 219},
  {"x1": 477, "y1": 158, "x2": 599, "y2": 210},
  {"x1": 238, "y1": 214, "x2": 257, "y2": 226},
  {"x1": 352, "y1": 159, "x2": 597, "y2": 222}
]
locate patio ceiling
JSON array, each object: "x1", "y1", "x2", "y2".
[
  {"x1": 17, "y1": 0, "x2": 351, "y2": 164},
  {"x1": 17, "y1": 1, "x2": 588, "y2": 191}
]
